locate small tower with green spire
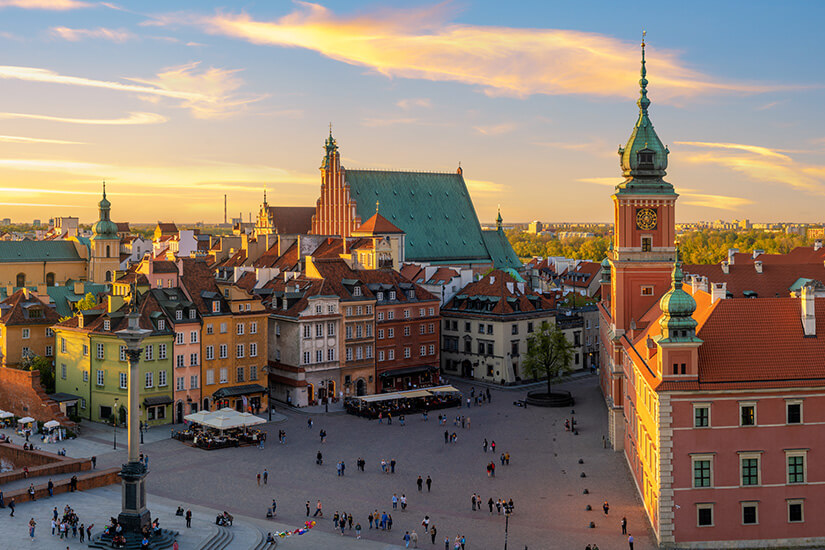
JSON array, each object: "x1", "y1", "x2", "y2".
[
  {"x1": 89, "y1": 182, "x2": 120, "y2": 284},
  {"x1": 656, "y1": 250, "x2": 702, "y2": 379},
  {"x1": 496, "y1": 206, "x2": 503, "y2": 232}
]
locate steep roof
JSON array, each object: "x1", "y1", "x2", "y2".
[
  {"x1": 443, "y1": 269, "x2": 554, "y2": 315},
  {"x1": 178, "y1": 258, "x2": 229, "y2": 316},
  {"x1": 559, "y1": 261, "x2": 601, "y2": 288},
  {"x1": 253, "y1": 242, "x2": 300, "y2": 270},
  {"x1": 156, "y1": 222, "x2": 177, "y2": 233},
  {"x1": 0, "y1": 241, "x2": 82, "y2": 263},
  {"x1": 46, "y1": 281, "x2": 110, "y2": 318},
  {"x1": 481, "y1": 229, "x2": 522, "y2": 270},
  {"x1": 116, "y1": 222, "x2": 130, "y2": 233},
  {"x1": 263, "y1": 206, "x2": 315, "y2": 234},
  {"x1": 0, "y1": 290, "x2": 59, "y2": 326},
  {"x1": 346, "y1": 170, "x2": 491, "y2": 262},
  {"x1": 355, "y1": 213, "x2": 404, "y2": 234}
]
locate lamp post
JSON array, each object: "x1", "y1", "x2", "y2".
[
  {"x1": 113, "y1": 397, "x2": 119, "y2": 450},
  {"x1": 115, "y1": 307, "x2": 151, "y2": 534},
  {"x1": 503, "y1": 503, "x2": 512, "y2": 550}
]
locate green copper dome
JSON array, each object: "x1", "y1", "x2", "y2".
[
  {"x1": 600, "y1": 256, "x2": 611, "y2": 283},
  {"x1": 92, "y1": 183, "x2": 118, "y2": 241},
  {"x1": 658, "y1": 254, "x2": 700, "y2": 341},
  {"x1": 615, "y1": 36, "x2": 675, "y2": 196}
]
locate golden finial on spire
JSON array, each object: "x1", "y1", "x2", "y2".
[
  {"x1": 375, "y1": 200, "x2": 380, "y2": 214},
  {"x1": 642, "y1": 29, "x2": 646, "y2": 47}
]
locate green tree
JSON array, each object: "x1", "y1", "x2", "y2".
[
  {"x1": 24, "y1": 355, "x2": 55, "y2": 394},
  {"x1": 75, "y1": 292, "x2": 98, "y2": 311},
  {"x1": 523, "y1": 321, "x2": 574, "y2": 396}
]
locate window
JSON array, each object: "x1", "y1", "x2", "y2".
[
  {"x1": 176, "y1": 377, "x2": 185, "y2": 391},
  {"x1": 346, "y1": 326, "x2": 353, "y2": 339},
  {"x1": 236, "y1": 366, "x2": 245, "y2": 382},
  {"x1": 788, "y1": 500, "x2": 804, "y2": 523},
  {"x1": 694, "y1": 404, "x2": 710, "y2": 428},
  {"x1": 80, "y1": 398, "x2": 86, "y2": 410},
  {"x1": 96, "y1": 370, "x2": 104, "y2": 386},
  {"x1": 189, "y1": 309, "x2": 196, "y2": 319},
  {"x1": 175, "y1": 310, "x2": 182, "y2": 321},
  {"x1": 377, "y1": 292, "x2": 384, "y2": 301},
  {"x1": 378, "y1": 350, "x2": 385, "y2": 362},
  {"x1": 388, "y1": 328, "x2": 394, "y2": 338},
  {"x1": 275, "y1": 324, "x2": 280, "y2": 337},
  {"x1": 356, "y1": 306, "x2": 363, "y2": 316},
  {"x1": 353, "y1": 287, "x2": 362, "y2": 297},
  {"x1": 329, "y1": 305, "x2": 336, "y2": 314},
  {"x1": 219, "y1": 344, "x2": 227, "y2": 359},
  {"x1": 82, "y1": 344, "x2": 88, "y2": 356},
  {"x1": 740, "y1": 455, "x2": 760, "y2": 486},
  {"x1": 315, "y1": 305, "x2": 322, "y2": 314},
  {"x1": 303, "y1": 351, "x2": 310, "y2": 365},
  {"x1": 190, "y1": 375, "x2": 198, "y2": 389},
  {"x1": 176, "y1": 332, "x2": 184, "y2": 345},
  {"x1": 145, "y1": 344, "x2": 154, "y2": 361},
  {"x1": 404, "y1": 309, "x2": 410, "y2": 319},
  {"x1": 145, "y1": 371, "x2": 153, "y2": 388},
  {"x1": 404, "y1": 326, "x2": 410, "y2": 337},
  {"x1": 366, "y1": 305, "x2": 372, "y2": 314},
  {"x1": 366, "y1": 324, "x2": 372, "y2": 337},
  {"x1": 740, "y1": 403, "x2": 756, "y2": 426},
  {"x1": 428, "y1": 344, "x2": 435, "y2": 355},
  {"x1": 692, "y1": 456, "x2": 712, "y2": 488},
  {"x1": 478, "y1": 324, "x2": 484, "y2": 334},
  {"x1": 527, "y1": 322, "x2": 534, "y2": 333},
  {"x1": 787, "y1": 401, "x2": 802, "y2": 424},
  {"x1": 303, "y1": 325, "x2": 311, "y2": 339},
  {"x1": 21, "y1": 328, "x2": 30, "y2": 339},
  {"x1": 120, "y1": 372, "x2": 127, "y2": 389},
  {"x1": 316, "y1": 349, "x2": 322, "y2": 363},
  {"x1": 787, "y1": 452, "x2": 806, "y2": 484},
  {"x1": 327, "y1": 348, "x2": 334, "y2": 361},
  {"x1": 389, "y1": 291, "x2": 396, "y2": 300},
  {"x1": 237, "y1": 323, "x2": 245, "y2": 335},
  {"x1": 159, "y1": 344, "x2": 167, "y2": 360},
  {"x1": 366, "y1": 345, "x2": 373, "y2": 358},
  {"x1": 97, "y1": 343, "x2": 105, "y2": 360},
  {"x1": 158, "y1": 319, "x2": 165, "y2": 331},
  {"x1": 236, "y1": 344, "x2": 245, "y2": 358},
  {"x1": 206, "y1": 345, "x2": 214, "y2": 360},
  {"x1": 103, "y1": 320, "x2": 111, "y2": 331},
  {"x1": 147, "y1": 407, "x2": 156, "y2": 421},
  {"x1": 641, "y1": 285, "x2": 654, "y2": 296},
  {"x1": 404, "y1": 347, "x2": 411, "y2": 358},
  {"x1": 190, "y1": 331, "x2": 198, "y2": 344},
  {"x1": 21, "y1": 346, "x2": 29, "y2": 357},
  {"x1": 60, "y1": 363, "x2": 67, "y2": 379},
  {"x1": 250, "y1": 366, "x2": 258, "y2": 381},
  {"x1": 357, "y1": 325, "x2": 363, "y2": 338},
  {"x1": 250, "y1": 343, "x2": 257, "y2": 357},
  {"x1": 190, "y1": 353, "x2": 198, "y2": 366},
  {"x1": 275, "y1": 350, "x2": 280, "y2": 361},
  {"x1": 212, "y1": 301, "x2": 221, "y2": 313},
  {"x1": 429, "y1": 323, "x2": 435, "y2": 334},
  {"x1": 420, "y1": 324, "x2": 426, "y2": 335},
  {"x1": 176, "y1": 355, "x2": 185, "y2": 368},
  {"x1": 45, "y1": 345, "x2": 53, "y2": 356},
  {"x1": 158, "y1": 370, "x2": 167, "y2": 387},
  {"x1": 428, "y1": 307, "x2": 434, "y2": 316},
  {"x1": 697, "y1": 504, "x2": 713, "y2": 527},
  {"x1": 327, "y1": 322, "x2": 335, "y2": 336},
  {"x1": 378, "y1": 329, "x2": 384, "y2": 339},
  {"x1": 206, "y1": 369, "x2": 215, "y2": 385},
  {"x1": 741, "y1": 502, "x2": 758, "y2": 525},
  {"x1": 420, "y1": 345, "x2": 426, "y2": 356},
  {"x1": 356, "y1": 347, "x2": 363, "y2": 360},
  {"x1": 219, "y1": 368, "x2": 228, "y2": 383},
  {"x1": 387, "y1": 311, "x2": 395, "y2": 320},
  {"x1": 206, "y1": 324, "x2": 213, "y2": 335},
  {"x1": 641, "y1": 236, "x2": 652, "y2": 252},
  {"x1": 220, "y1": 323, "x2": 227, "y2": 334},
  {"x1": 119, "y1": 346, "x2": 127, "y2": 362},
  {"x1": 388, "y1": 349, "x2": 395, "y2": 360}
]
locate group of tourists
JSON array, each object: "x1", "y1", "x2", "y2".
[{"x1": 49, "y1": 504, "x2": 87, "y2": 542}]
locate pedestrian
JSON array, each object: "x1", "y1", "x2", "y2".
[
  {"x1": 320, "y1": 429, "x2": 326, "y2": 443},
  {"x1": 87, "y1": 524, "x2": 93, "y2": 540},
  {"x1": 79, "y1": 523, "x2": 85, "y2": 543},
  {"x1": 257, "y1": 472, "x2": 261, "y2": 486},
  {"x1": 411, "y1": 530, "x2": 418, "y2": 547},
  {"x1": 263, "y1": 469, "x2": 268, "y2": 484},
  {"x1": 466, "y1": 397, "x2": 471, "y2": 408},
  {"x1": 417, "y1": 476, "x2": 423, "y2": 491},
  {"x1": 337, "y1": 461, "x2": 343, "y2": 476},
  {"x1": 426, "y1": 475, "x2": 432, "y2": 492},
  {"x1": 430, "y1": 525, "x2": 437, "y2": 544},
  {"x1": 341, "y1": 460, "x2": 346, "y2": 475},
  {"x1": 621, "y1": 516, "x2": 627, "y2": 535},
  {"x1": 486, "y1": 388, "x2": 491, "y2": 402},
  {"x1": 444, "y1": 430, "x2": 449, "y2": 444},
  {"x1": 488, "y1": 497, "x2": 494, "y2": 514},
  {"x1": 505, "y1": 452, "x2": 510, "y2": 465},
  {"x1": 368, "y1": 512, "x2": 374, "y2": 529},
  {"x1": 48, "y1": 479, "x2": 54, "y2": 497},
  {"x1": 471, "y1": 494, "x2": 477, "y2": 511},
  {"x1": 316, "y1": 450, "x2": 323, "y2": 465},
  {"x1": 466, "y1": 417, "x2": 470, "y2": 429},
  {"x1": 91, "y1": 456, "x2": 96, "y2": 469},
  {"x1": 313, "y1": 500, "x2": 323, "y2": 517},
  {"x1": 628, "y1": 533, "x2": 634, "y2": 550},
  {"x1": 186, "y1": 509, "x2": 192, "y2": 528},
  {"x1": 603, "y1": 501, "x2": 610, "y2": 515},
  {"x1": 392, "y1": 493, "x2": 398, "y2": 510},
  {"x1": 483, "y1": 438, "x2": 488, "y2": 452},
  {"x1": 491, "y1": 461, "x2": 495, "y2": 477},
  {"x1": 491, "y1": 440, "x2": 496, "y2": 453},
  {"x1": 308, "y1": 418, "x2": 313, "y2": 429},
  {"x1": 70, "y1": 475, "x2": 77, "y2": 492},
  {"x1": 388, "y1": 412, "x2": 392, "y2": 425},
  {"x1": 444, "y1": 537, "x2": 450, "y2": 550},
  {"x1": 387, "y1": 514, "x2": 393, "y2": 531},
  {"x1": 401, "y1": 494, "x2": 407, "y2": 510},
  {"x1": 500, "y1": 453, "x2": 505, "y2": 466},
  {"x1": 390, "y1": 459, "x2": 396, "y2": 473},
  {"x1": 306, "y1": 501, "x2": 311, "y2": 517},
  {"x1": 378, "y1": 412, "x2": 383, "y2": 424},
  {"x1": 355, "y1": 523, "x2": 361, "y2": 539},
  {"x1": 51, "y1": 519, "x2": 56, "y2": 536},
  {"x1": 29, "y1": 518, "x2": 36, "y2": 540},
  {"x1": 173, "y1": 542, "x2": 179, "y2": 550},
  {"x1": 404, "y1": 531, "x2": 411, "y2": 548}
]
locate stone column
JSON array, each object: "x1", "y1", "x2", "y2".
[{"x1": 118, "y1": 347, "x2": 150, "y2": 531}]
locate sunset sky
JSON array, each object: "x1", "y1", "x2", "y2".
[{"x1": 1, "y1": 0, "x2": 824, "y2": 225}]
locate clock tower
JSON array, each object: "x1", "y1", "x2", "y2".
[{"x1": 609, "y1": 36, "x2": 677, "y2": 334}]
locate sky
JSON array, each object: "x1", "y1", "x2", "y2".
[{"x1": 1, "y1": 0, "x2": 824, "y2": 225}]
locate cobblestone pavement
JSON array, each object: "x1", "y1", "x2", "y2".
[{"x1": 80, "y1": 375, "x2": 654, "y2": 550}]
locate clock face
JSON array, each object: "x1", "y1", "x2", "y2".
[{"x1": 636, "y1": 208, "x2": 658, "y2": 230}]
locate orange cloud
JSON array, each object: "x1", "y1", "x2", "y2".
[
  {"x1": 184, "y1": 3, "x2": 786, "y2": 102},
  {"x1": 0, "y1": 135, "x2": 83, "y2": 144},
  {"x1": 678, "y1": 141, "x2": 825, "y2": 195},
  {"x1": 577, "y1": 177, "x2": 753, "y2": 211},
  {"x1": 473, "y1": 123, "x2": 517, "y2": 136},
  {"x1": 0, "y1": 111, "x2": 167, "y2": 125},
  {"x1": 51, "y1": 26, "x2": 135, "y2": 42},
  {"x1": 0, "y1": 0, "x2": 90, "y2": 9}
]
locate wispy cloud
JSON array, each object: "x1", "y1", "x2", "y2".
[
  {"x1": 0, "y1": 158, "x2": 103, "y2": 172},
  {"x1": 0, "y1": 63, "x2": 260, "y2": 118},
  {"x1": 577, "y1": 177, "x2": 753, "y2": 210},
  {"x1": 0, "y1": 0, "x2": 90, "y2": 9},
  {"x1": 361, "y1": 117, "x2": 420, "y2": 127},
  {"x1": 0, "y1": 135, "x2": 83, "y2": 144},
  {"x1": 465, "y1": 178, "x2": 506, "y2": 194},
  {"x1": 396, "y1": 98, "x2": 431, "y2": 110},
  {"x1": 473, "y1": 122, "x2": 517, "y2": 136},
  {"x1": 51, "y1": 26, "x2": 135, "y2": 42},
  {"x1": 677, "y1": 141, "x2": 825, "y2": 195},
  {"x1": 0, "y1": 111, "x2": 166, "y2": 125},
  {"x1": 534, "y1": 141, "x2": 597, "y2": 151},
  {"x1": 177, "y1": 3, "x2": 790, "y2": 103}
]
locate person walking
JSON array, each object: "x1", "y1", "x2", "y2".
[
  {"x1": 29, "y1": 518, "x2": 36, "y2": 541},
  {"x1": 483, "y1": 438, "x2": 488, "y2": 452},
  {"x1": 9, "y1": 497, "x2": 15, "y2": 516},
  {"x1": 426, "y1": 476, "x2": 432, "y2": 492},
  {"x1": 621, "y1": 516, "x2": 627, "y2": 535},
  {"x1": 186, "y1": 509, "x2": 192, "y2": 528},
  {"x1": 471, "y1": 494, "x2": 477, "y2": 511},
  {"x1": 320, "y1": 429, "x2": 326, "y2": 443},
  {"x1": 368, "y1": 512, "x2": 374, "y2": 529},
  {"x1": 79, "y1": 523, "x2": 85, "y2": 543},
  {"x1": 355, "y1": 523, "x2": 361, "y2": 539},
  {"x1": 316, "y1": 451, "x2": 323, "y2": 465},
  {"x1": 313, "y1": 500, "x2": 323, "y2": 517},
  {"x1": 628, "y1": 533, "x2": 634, "y2": 550},
  {"x1": 417, "y1": 476, "x2": 423, "y2": 491},
  {"x1": 51, "y1": 519, "x2": 56, "y2": 536},
  {"x1": 307, "y1": 417, "x2": 313, "y2": 429},
  {"x1": 306, "y1": 501, "x2": 311, "y2": 517},
  {"x1": 411, "y1": 530, "x2": 419, "y2": 547},
  {"x1": 390, "y1": 459, "x2": 396, "y2": 473},
  {"x1": 603, "y1": 501, "x2": 610, "y2": 515},
  {"x1": 430, "y1": 525, "x2": 437, "y2": 544},
  {"x1": 444, "y1": 430, "x2": 449, "y2": 444},
  {"x1": 488, "y1": 497, "x2": 494, "y2": 514},
  {"x1": 47, "y1": 479, "x2": 54, "y2": 497},
  {"x1": 392, "y1": 493, "x2": 398, "y2": 510},
  {"x1": 263, "y1": 469, "x2": 268, "y2": 484},
  {"x1": 486, "y1": 388, "x2": 491, "y2": 402},
  {"x1": 404, "y1": 531, "x2": 411, "y2": 548},
  {"x1": 257, "y1": 472, "x2": 261, "y2": 486},
  {"x1": 401, "y1": 494, "x2": 407, "y2": 510}
]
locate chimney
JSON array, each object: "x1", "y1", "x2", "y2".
[
  {"x1": 816, "y1": 240, "x2": 823, "y2": 252},
  {"x1": 727, "y1": 248, "x2": 738, "y2": 264},
  {"x1": 754, "y1": 260, "x2": 763, "y2": 274},
  {"x1": 802, "y1": 282, "x2": 816, "y2": 336},
  {"x1": 721, "y1": 260, "x2": 729, "y2": 274},
  {"x1": 753, "y1": 249, "x2": 764, "y2": 259},
  {"x1": 710, "y1": 282, "x2": 727, "y2": 304}
]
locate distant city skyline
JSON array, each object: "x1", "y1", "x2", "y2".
[{"x1": 1, "y1": 1, "x2": 824, "y2": 223}]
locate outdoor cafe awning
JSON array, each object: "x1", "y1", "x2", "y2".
[
  {"x1": 355, "y1": 386, "x2": 457, "y2": 403},
  {"x1": 0, "y1": 410, "x2": 13, "y2": 419},
  {"x1": 184, "y1": 408, "x2": 266, "y2": 431}
]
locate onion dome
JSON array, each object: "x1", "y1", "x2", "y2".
[
  {"x1": 658, "y1": 251, "x2": 700, "y2": 341},
  {"x1": 600, "y1": 256, "x2": 611, "y2": 284},
  {"x1": 92, "y1": 182, "x2": 118, "y2": 240}
]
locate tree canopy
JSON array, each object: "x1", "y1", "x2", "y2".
[
  {"x1": 75, "y1": 292, "x2": 98, "y2": 311},
  {"x1": 523, "y1": 321, "x2": 574, "y2": 396}
]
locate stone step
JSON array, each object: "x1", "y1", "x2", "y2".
[{"x1": 88, "y1": 528, "x2": 179, "y2": 550}]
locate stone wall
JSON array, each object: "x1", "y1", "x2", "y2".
[
  {"x1": 4, "y1": 467, "x2": 120, "y2": 503},
  {"x1": 0, "y1": 366, "x2": 75, "y2": 428},
  {"x1": 0, "y1": 443, "x2": 90, "y2": 484}
]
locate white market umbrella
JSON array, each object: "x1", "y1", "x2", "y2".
[
  {"x1": 18, "y1": 417, "x2": 35, "y2": 424},
  {"x1": 0, "y1": 410, "x2": 13, "y2": 419},
  {"x1": 184, "y1": 411, "x2": 209, "y2": 424},
  {"x1": 237, "y1": 412, "x2": 265, "y2": 427},
  {"x1": 43, "y1": 420, "x2": 61, "y2": 429}
]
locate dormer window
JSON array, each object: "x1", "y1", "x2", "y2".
[
  {"x1": 212, "y1": 301, "x2": 221, "y2": 313},
  {"x1": 175, "y1": 310, "x2": 182, "y2": 320},
  {"x1": 353, "y1": 286, "x2": 362, "y2": 297},
  {"x1": 377, "y1": 292, "x2": 384, "y2": 301},
  {"x1": 389, "y1": 291, "x2": 396, "y2": 301},
  {"x1": 637, "y1": 149, "x2": 655, "y2": 169},
  {"x1": 103, "y1": 320, "x2": 110, "y2": 331},
  {"x1": 158, "y1": 319, "x2": 165, "y2": 330},
  {"x1": 189, "y1": 309, "x2": 196, "y2": 319}
]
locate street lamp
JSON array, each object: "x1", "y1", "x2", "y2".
[
  {"x1": 503, "y1": 503, "x2": 513, "y2": 550},
  {"x1": 113, "y1": 397, "x2": 119, "y2": 450}
]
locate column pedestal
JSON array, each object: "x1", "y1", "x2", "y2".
[{"x1": 118, "y1": 461, "x2": 150, "y2": 531}]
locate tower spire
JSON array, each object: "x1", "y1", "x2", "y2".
[
  {"x1": 496, "y1": 205, "x2": 503, "y2": 231},
  {"x1": 263, "y1": 185, "x2": 267, "y2": 205},
  {"x1": 103, "y1": 180, "x2": 106, "y2": 199},
  {"x1": 638, "y1": 30, "x2": 650, "y2": 115}
]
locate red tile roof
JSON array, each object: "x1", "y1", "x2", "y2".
[
  {"x1": 254, "y1": 242, "x2": 300, "y2": 270},
  {"x1": 0, "y1": 290, "x2": 59, "y2": 326},
  {"x1": 263, "y1": 206, "x2": 315, "y2": 234},
  {"x1": 355, "y1": 213, "x2": 404, "y2": 234},
  {"x1": 443, "y1": 269, "x2": 554, "y2": 315},
  {"x1": 156, "y1": 222, "x2": 177, "y2": 233}
]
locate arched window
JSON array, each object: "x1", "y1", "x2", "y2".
[
  {"x1": 46, "y1": 272, "x2": 55, "y2": 287},
  {"x1": 105, "y1": 245, "x2": 111, "y2": 258},
  {"x1": 16, "y1": 273, "x2": 25, "y2": 287},
  {"x1": 105, "y1": 270, "x2": 112, "y2": 282}
]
